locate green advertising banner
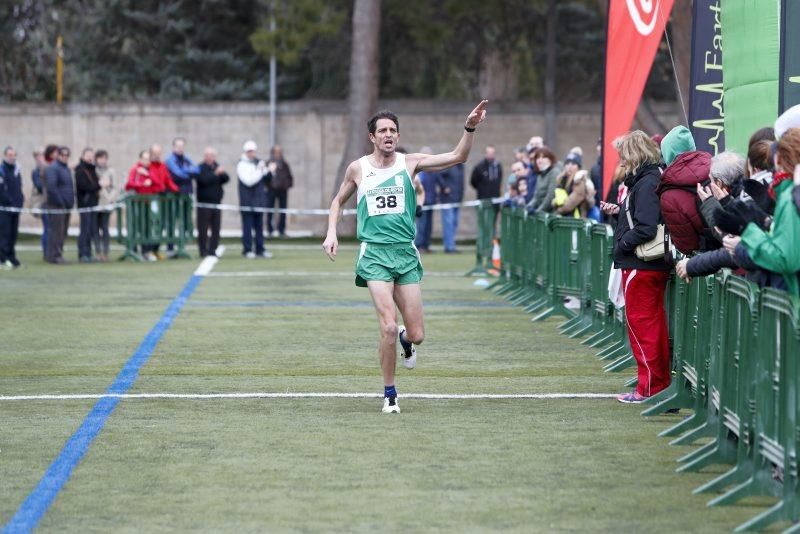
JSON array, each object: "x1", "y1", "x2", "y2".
[
  {"x1": 780, "y1": 0, "x2": 800, "y2": 112},
  {"x1": 721, "y1": 0, "x2": 780, "y2": 154}
]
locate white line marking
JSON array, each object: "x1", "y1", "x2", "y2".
[
  {"x1": 206, "y1": 271, "x2": 464, "y2": 278},
  {"x1": 0, "y1": 392, "x2": 617, "y2": 401},
  {"x1": 194, "y1": 246, "x2": 225, "y2": 276}
]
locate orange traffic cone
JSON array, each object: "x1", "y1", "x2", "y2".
[{"x1": 487, "y1": 238, "x2": 501, "y2": 276}]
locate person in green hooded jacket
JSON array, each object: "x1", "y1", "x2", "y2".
[{"x1": 740, "y1": 128, "x2": 800, "y2": 297}]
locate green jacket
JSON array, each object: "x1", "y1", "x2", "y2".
[{"x1": 741, "y1": 179, "x2": 800, "y2": 297}]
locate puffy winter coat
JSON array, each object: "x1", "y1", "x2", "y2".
[{"x1": 656, "y1": 151, "x2": 714, "y2": 255}]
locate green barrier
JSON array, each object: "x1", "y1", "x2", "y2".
[
  {"x1": 466, "y1": 199, "x2": 496, "y2": 277},
  {"x1": 116, "y1": 193, "x2": 194, "y2": 261},
  {"x1": 709, "y1": 289, "x2": 800, "y2": 531},
  {"x1": 690, "y1": 275, "x2": 759, "y2": 491},
  {"x1": 491, "y1": 205, "x2": 800, "y2": 529},
  {"x1": 580, "y1": 224, "x2": 621, "y2": 349}
]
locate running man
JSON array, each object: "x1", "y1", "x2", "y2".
[{"x1": 323, "y1": 100, "x2": 489, "y2": 413}]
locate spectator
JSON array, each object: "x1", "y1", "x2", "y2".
[
  {"x1": 656, "y1": 125, "x2": 715, "y2": 255},
  {"x1": 435, "y1": 161, "x2": 464, "y2": 254},
  {"x1": 513, "y1": 147, "x2": 528, "y2": 168},
  {"x1": 35, "y1": 145, "x2": 59, "y2": 257},
  {"x1": 590, "y1": 138, "x2": 603, "y2": 207},
  {"x1": 165, "y1": 137, "x2": 199, "y2": 195},
  {"x1": 604, "y1": 131, "x2": 672, "y2": 403},
  {"x1": 696, "y1": 151, "x2": 745, "y2": 241},
  {"x1": 237, "y1": 140, "x2": 272, "y2": 259},
  {"x1": 0, "y1": 146, "x2": 24, "y2": 269},
  {"x1": 524, "y1": 148, "x2": 539, "y2": 204},
  {"x1": 739, "y1": 127, "x2": 800, "y2": 297},
  {"x1": 555, "y1": 169, "x2": 595, "y2": 219},
  {"x1": 470, "y1": 145, "x2": 503, "y2": 200},
  {"x1": 148, "y1": 144, "x2": 179, "y2": 195},
  {"x1": 75, "y1": 148, "x2": 100, "y2": 262},
  {"x1": 162, "y1": 140, "x2": 195, "y2": 257},
  {"x1": 602, "y1": 163, "x2": 626, "y2": 227},
  {"x1": 507, "y1": 161, "x2": 529, "y2": 198},
  {"x1": 94, "y1": 149, "x2": 118, "y2": 262},
  {"x1": 526, "y1": 146, "x2": 563, "y2": 213},
  {"x1": 526, "y1": 136, "x2": 544, "y2": 153},
  {"x1": 265, "y1": 145, "x2": 294, "y2": 238},
  {"x1": 504, "y1": 177, "x2": 528, "y2": 208},
  {"x1": 552, "y1": 152, "x2": 582, "y2": 215},
  {"x1": 30, "y1": 147, "x2": 48, "y2": 258},
  {"x1": 125, "y1": 150, "x2": 157, "y2": 194},
  {"x1": 414, "y1": 147, "x2": 437, "y2": 253},
  {"x1": 44, "y1": 146, "x2": 74, "y2": 265},
  {"x1": 195, "y1": 147, "x2": 229, "y2": 258}
]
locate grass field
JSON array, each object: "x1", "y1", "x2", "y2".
[{"x1": 0, "y1": 239, "x2": 784, "y2": 532}]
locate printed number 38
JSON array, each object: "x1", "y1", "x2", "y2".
[{"x1": 375, "y1": 195, "x2": 398, "y2": 209}]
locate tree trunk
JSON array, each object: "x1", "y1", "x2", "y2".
[
  {"x1": 543, "y1": 0, "x2": 558, "y2": 148},
  {"x1": 333, "y1": 0, "x2": 380, "y2": 233}
]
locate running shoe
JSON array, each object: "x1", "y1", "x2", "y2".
[
  {"x1": 382, "y1": 396, "x2": 400, "y2": 414},
  {"x1": 616, "y1": 391, "x2": 649, "y2": 404},
  {"x1": 398, "y1": 325, "x2": 416, "y2": 369}
]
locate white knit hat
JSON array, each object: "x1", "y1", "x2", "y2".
[
  {"x1": 775, "y1": 104, "x2": 800, "y2": 138},
  {"x1": 243, "y1": 140, "x2": 257, "y2": 152}
]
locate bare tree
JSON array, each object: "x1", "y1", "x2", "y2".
[
  {"x1": 334, "y1": 0, "x2": 380, "y2": 202},
  {"x1": 669, "y1": 0, "x2": 692, "y2": 123}
]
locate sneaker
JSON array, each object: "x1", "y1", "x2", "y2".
[
  {"x1": 1, "y1": 260, "x2": 13, "y2": 271},
  {"x1": 382, "y1": 396, "x2": 400, "y2": 414},
  {"x1": 398, "y1": 325, "x2": 416, "y2": 369},
  {"x1": 260, "y1": 250, "x2": 273, "y2": 259},
  {"x1": 144, "y1": 252, "x2": 158, "y2": 262},
  {"x1": 79, "y1": 256, "x2": 94, "y2": 263},
  {"x1": 245, "y1": 251, "x2": 256, "y2": 259},
  {"x1": 616, "y1": 391, "x2": 649, "y2": 404}
]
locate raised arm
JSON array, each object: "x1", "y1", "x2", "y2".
[
  {"x1": 322, "y1": 161, "x2": 360, "y2": 261},
  {"x1": 406, "y1": 100, "x2": 488, "y2": 175}
]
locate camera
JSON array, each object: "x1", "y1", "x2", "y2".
[{"x1": 700, "y1": 178, "x2": 712, "y2": 188}]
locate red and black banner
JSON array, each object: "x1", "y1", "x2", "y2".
[
  {"x1": 688, "y1": 0, "x2": 724, "y2": 155},
  {"x1": 780, "y1": 0, "x2": 800, "y2": 113},
  {"x1": 602, "y1": 0, "x2": 674, "y2": 195}
]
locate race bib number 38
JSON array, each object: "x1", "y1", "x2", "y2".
[{"x1": 366, "y1": 186, "x2": 405, "y2": 216}]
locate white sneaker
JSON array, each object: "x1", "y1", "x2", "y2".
[
  {"x1": 398, "y1": 325, "x2": 416, "y2": 369},
  {"x1": 261, "y1": 250, "x2": 273, "y2": 259},
  {"x1": 144, "y1": 253, "x2": 158, "y2": 262},
  {"x1": 382, "y1": 396, "x2": 400, "y2": 414},
  {"x1": 245, "y1": 251, "x2": 256, "y2": 259}
]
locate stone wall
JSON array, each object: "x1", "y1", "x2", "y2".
[{"x1": 0, "y1": 99, "x2": 676, "y2": 238}]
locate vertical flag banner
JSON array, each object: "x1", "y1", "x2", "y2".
[
  {"x1": 688, "y1": 0, "x2": 724, "y2": 155},
  {"x1": 780, "y1": 0, "x2": 800, "y2": 113},
  {"x1": 602, "y1": 0, "x2": 675, "y2": 197}
]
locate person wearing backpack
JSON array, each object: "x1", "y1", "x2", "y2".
[{"x1": 656, "y1": 125, "x2": 716, "y2": 255}]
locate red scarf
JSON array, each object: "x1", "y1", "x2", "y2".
[{"x1": 768, "y1": 171, "x2": 793, "y2": 200}]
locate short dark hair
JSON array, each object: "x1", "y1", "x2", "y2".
[
  {"x1": 368, "y1": 110, "x2": 399, "y2": 134},
  {"x1": 58, "y1": 146, "x2": 70, "y2": 157},
  {"x1": 95, "y1": 149, "x2": 108, "y2": 160}
]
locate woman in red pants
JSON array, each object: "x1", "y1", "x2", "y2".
[{"x1": 601, "y1": 131, "x2": 673, "y2": 403}]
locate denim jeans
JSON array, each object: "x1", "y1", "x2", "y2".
[
  {"x1": 414, "y1": 209, "x2": 433, "y2": 249},
  {"x1": 440, "y1": 206, "x2": 460, "y2": 251},
  {"x1": 241, "y1": 211, "x2": 264, "y2": 254}
]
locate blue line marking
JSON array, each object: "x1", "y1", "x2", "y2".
[{"x1": 3, "y1": 275, "x2": 203, "y2": 534}]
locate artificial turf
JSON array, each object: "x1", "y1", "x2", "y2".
[{"x1": 0, "y1": 240, "x2": 786, "y2": 532}]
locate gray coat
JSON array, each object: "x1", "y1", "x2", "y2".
[
  {"x1": 527, "y1": 163, "x2": 563, "y2": 213},
  {"x1": 44, "y1": 161, "x2": 75, "y2": 209}
]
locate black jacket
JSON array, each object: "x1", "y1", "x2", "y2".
[
  {"x1": 470, "y1": 159, "x2": 503, "y2": 200},
  {"x1": 613, "y1": 164, "x2": 672, "y2": 271},
  {"x1": 196, "y1": 162, "x2": 230, "y2": 204},
  {"x1": 686, "y1": 248, "x2": 738, "y2": 277},
  {"x1": 44, "y1": 161, "x2": 75, "y2": 209},
  {"x1": 266, "y1": 159, "x2": 293, "y2": 191},
  {"x1": 75, "y1": 160, "x2": 100, "y2": 208},
  {"x1": 0, "y1": 161, "x2": 24, "y2": 208}
]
